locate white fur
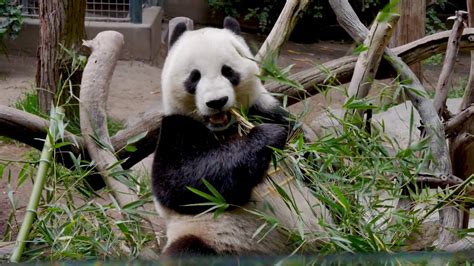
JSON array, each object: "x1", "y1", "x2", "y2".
[
  {"x1": 161, "y1": 27, "x2": 276, "y2": 120},
  {"x1": 158, "y1": 26, "x2": 333, "y2": 255}
]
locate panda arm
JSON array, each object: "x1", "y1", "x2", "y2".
[
  {"x1": 249, "y1": 102, "x2": 290, "y2": 125},
  {"x1": 152, "y1": 114, "x2": 287, "y2": 214}
]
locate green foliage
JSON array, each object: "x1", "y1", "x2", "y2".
[
  {"x1": 423, "y1": 53, "x2": 443, "y2": 66},
  {"x1": 187, "y1": 54, "x2": 468, "y2": 254},
  {"x1": 426, "y1": 0, "x2": 449, "y2": 35},
  {"x1": 0, "y1": 0, "x2": 23, "y2": 52},
  {"x1": 1, "y1": 117, "x2": 154, "y2": 260}
]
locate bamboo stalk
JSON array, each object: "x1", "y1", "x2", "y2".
[{"x1": 10, "y1": 107, "x2": 64, "y2": 263}]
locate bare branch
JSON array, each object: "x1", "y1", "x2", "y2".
[
  {"x1": 266, "y1": 29, "x2": 474, "y2": 103},
  {"x1": 0, "y1": 105, "x2": 161, "y2": 172},
  {"x1": 445, "y1": 104, "x2": 474, "y2": 136},
  {"x1": 328, "y1": 0, "x2": 456, "y2": 249},
  {"x1": 347, "y1": 12, "x2": 399, "y2": 117},
  {"x1": 80, "y1": 31, "x2": 137, "y2": 205},
  {"x1": 256, "y1": 0, "x2": 310, "y2": 62},
  {"x1": 433, "y1": 11, "x2": 468, "y2": 117}
]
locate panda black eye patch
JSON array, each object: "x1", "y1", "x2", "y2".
[
  {"x1": 184, "y1": 69, "x2": 201, "y2": 94},
  {"x1": 221, "y1": 65, "x2": 240, "y2": 86}
]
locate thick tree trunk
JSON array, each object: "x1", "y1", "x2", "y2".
[
  {"x1": 36, "y1": 0, "x2": 86, "y2": 114},
  {"x1": 390, "y1": 0, "x2": 426, "y2": 79}
]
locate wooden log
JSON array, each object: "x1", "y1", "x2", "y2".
[
  {"x1": 79, "y1": 31, "x2": 136, "y2": 205},
  {"x1": 79, "y1": 30, "x2": 158, "y2": 249},
  {"x1": 256, "y1": 0, "x2": 310, "y2": 62},
  {"x1": 433, "y1": 11, "x2": 468, "y2": 118},
  {"x1": 266, "y1": 29, "x2": 474, "y2": 104},
  {"x1": 0, "y1": 105, "x2": 159, "y2": 173}
]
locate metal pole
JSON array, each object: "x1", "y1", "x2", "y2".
[{"x1": 130, "y1": 0, "x2": 142, "y2": 24}]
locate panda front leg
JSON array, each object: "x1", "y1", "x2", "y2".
[{"x1": 152, "y1": 114, "x2": 288, "y2": 255}]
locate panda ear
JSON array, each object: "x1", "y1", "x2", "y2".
[
  {"x1": 169, "y1": 22, "x2": 188, "y2": 48},
  {"x1": 223, "y1": 16, "x2": 241, "y2": 35}
]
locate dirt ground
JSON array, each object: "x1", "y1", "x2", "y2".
[{"x1": 0, "y1": 31, "x2": 472, "y2": 237}]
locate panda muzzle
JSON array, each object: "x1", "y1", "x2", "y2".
[{"x1": 208, "y1": 111, "x2": 230, "y2": 126}]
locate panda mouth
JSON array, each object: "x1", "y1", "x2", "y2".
[{"x1": 205, "y1": 111, "x2": 235, "y2": 131}]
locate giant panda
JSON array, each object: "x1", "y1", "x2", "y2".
[{"x1": 152, "y1": 17, "x2": 333, "y2": 256}]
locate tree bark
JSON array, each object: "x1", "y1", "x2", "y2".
[
  {"x1": 36, "y1": 0, "x2": 86, "y2": 114},
  {"x1": 266, "y1": 29, "x2": 474, "y2": 104},
  {"x1": 462, "y1": 0, "x2": 474, "y2": 110},
  {"x1": 79, "y1": 31, "x2": 158, "y2": 248},
  {"x1": 433, "y1": 11, "x2": 468, "y2": 118},
  {"x1": 347, "y1": 12, "x2": 399, "y2": 118},
  {"x1": 328, "y1": 0, "x2": 457, "y2": 249},
  {"x1": 390, "y1": 0, "x2": 426, "y2": 79},
  {"x1": 256, "y1": 0, "x2": 310, "y2": 62}
]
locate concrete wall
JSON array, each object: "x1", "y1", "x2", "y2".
[
  {"x1": 5, "y1": 7, "x2": 163, "y2": 62},
  {"x1": 162, "y1": 0, "x2": 211, "y2": 25}
]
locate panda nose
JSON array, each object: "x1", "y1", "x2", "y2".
[{"x1": 206, "y1": 96, "x2": 228, "y2": 110}]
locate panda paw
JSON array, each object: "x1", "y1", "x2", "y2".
[{"x1": 249, "y1": 123, "x2": 288, "y2": 150}]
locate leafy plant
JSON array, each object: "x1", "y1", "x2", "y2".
[
  {"x1": 0, "y1": 0, "x2": 23, "y2": 51},
  {"x1": 187, "y1": 54, "x2": 467, "y2": 254}
]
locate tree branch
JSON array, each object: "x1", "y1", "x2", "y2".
[
  {"x1": 266, "y1": 29, "x2": 474, "y2": 104},
  {"x1": 256, "y1": 0, "x2": 310, "y2": 62},
  {"x1": 445, "y1": 104, "x2": 474, "y2": 137},
  {"x1": 433, "y1": 11, "x2": 468, "y2": 117},
  {"x1": 79, "y1": 31, "x2": 159, "y2": 248},
  {"x1": 328, "y1": 0, "x2": 456, "y2": 249},
  {"x1": 346, "y1": 12, "x2": 399, "y2": 117}
]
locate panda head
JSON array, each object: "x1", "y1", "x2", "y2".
[{"x1": 161, "y1": 17, "x2": 276, "y2": 131}]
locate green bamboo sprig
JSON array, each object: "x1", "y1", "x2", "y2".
[{"x1": 10, "y1": 106, "x2": 64, "y2": 263}]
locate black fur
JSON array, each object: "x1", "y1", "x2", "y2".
[
  {"x1": 163, "y1": 235, "x2": 218, "y2": 256},
  {"x1": 152, "y1": 114, "x2": 287, "y2": 215},
  {"x1": 221, "y1": 65, "x2": 240, "y2": 86},
  {"x1": 206, "y1": 96, "x2": 228, "y2": 110},
  {"x1": 170, "y1": 22, "x2": 187, "y2": 48},
  {"x1": 184, "y1": 69, "x2": 201, "y2": 94},
  {"x1": 249, "y1": 103, "x2": 294, "y2": 129},
  {"x1": 223, "y1": 16, "x2": 241, "y2": 35}
]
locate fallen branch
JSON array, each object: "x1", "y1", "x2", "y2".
[
  {"x1": 266, "y1": 29, "x2": 474, "y2": 103},
  {"x1": 80, "y1": 31, "x2": 136, "y2": 205},
  {"x1": 79, "y1": 31, "x2": 158, "y2": 250},
  {"x1": 414, "y1": 173, "x2": 465, "y2": 188},
  {"x1": 462, "y1": 1, "x2": 474, "y2": 110}
]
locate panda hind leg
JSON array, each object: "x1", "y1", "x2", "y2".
[{"x1": 163, "y1": 235, "x2": 218, "y2": 257}]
